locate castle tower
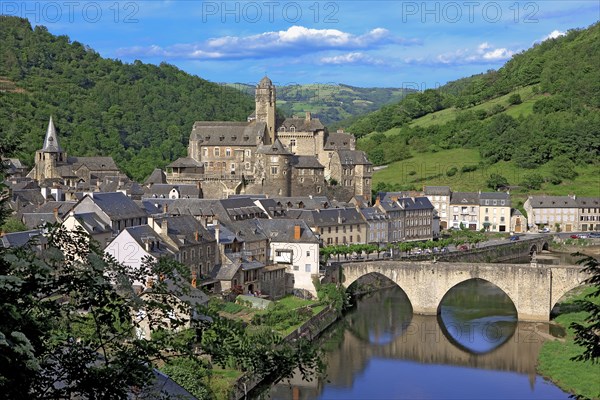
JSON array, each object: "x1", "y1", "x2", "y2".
[
  {"x1": 28, "y1": 116, "x2": 68, "y2": 181},
  {"x1": 256, "y1": 139, "x2": 292, "y2": 197},
  {"x1": 255, "y1": 76, "x2": 276, "y2": 144}
]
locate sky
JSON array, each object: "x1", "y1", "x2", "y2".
[{"x1": 2, "y1": 1, "x2": 599, "y2": 88}]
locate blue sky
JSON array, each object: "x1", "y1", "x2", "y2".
[{"x1": 3, "y1": 1, "x2": 599, "y2": 87}]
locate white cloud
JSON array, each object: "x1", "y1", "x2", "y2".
[
  {"x1": 319, "y1": 52, "x2": 384, "y2": 65},
  {"x1": 117, "y1": 26, "x2": 416, "y2": 60},
  {"x1": 412, "y1": 42, "x2": 515, "y2": 66},
  {"x1": 542, "y1": 30, "x2": 566, "y2": 41}
]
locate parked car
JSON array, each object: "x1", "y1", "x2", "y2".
[
  {"x1": 382, "y1": 252, "x2": 392, "y2": 258},
  {"x1": 570, "y1": 234, "x2": 579, "y2": 239},
  {"x1": 541, "y1": 227, "x2": 550, "y2": 233},
  {"x1": 578, "y1": 234, "x2": 589, "y2": 239},
  {"x1": 509, "y1": 235, "x2": 520, "y2": 241},
  {"x1": 589, "y1": 232, "x2": 600, "y2": 238},
  {"x1": 458, "y1": 244, "x2": 469, "y2": 251}
]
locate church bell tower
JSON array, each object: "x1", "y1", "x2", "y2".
[{"x1": 255, "y1": 76, "x2": 276, "y2": 144}]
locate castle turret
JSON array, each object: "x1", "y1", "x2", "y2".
[
  {"x1": 255, "y1": 76, "x2": 276, "y2": 144},
  {"x1": 256, "y1": 139, "x2": 292, "y2": 196}
]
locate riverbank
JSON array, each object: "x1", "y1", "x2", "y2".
[{"x1": 537, "y1": 286, "x2": 600, "y2": 399}]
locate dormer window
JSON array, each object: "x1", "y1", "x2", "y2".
[
  {"x1": 219, "y1": 136, "x2": 225, "y2": 141},
  {"x1": 231, "y1": 136, "x2": 237, "y2": 141},
  {"x1": 290, "y1": 126, "x2": 296, "y2": 132},
  {"x1": 279, "y1": 127, "x2": 285, "y2": 132},
  {"x1": 243, "y1": 136, "x2": 249, "y2": 141}
]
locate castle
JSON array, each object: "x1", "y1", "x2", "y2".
[{"x1": 165, "y1": 77, "x2": 372, "y2": 200}]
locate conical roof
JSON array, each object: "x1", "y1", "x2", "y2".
[
  {"x1": 258, "y1": 76, "x2": 273, "y2": 88},
  {"x1": 42, "y1": 116, "x2": 63, "y2": 153}
]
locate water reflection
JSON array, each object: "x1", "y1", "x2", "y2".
[
  {"x1": 438, "y1": 278, "x2": 518, "y2": 354},
  {"x1": 347, "y1": 287, "x2": 412, "y2": 346},
  {"x1": 267, "y1": 285, "x2": 569, "y2": 400}
]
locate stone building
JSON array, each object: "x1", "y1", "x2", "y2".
[
  {"x1": 524, "y1": 195, "x2": 600, "y2": 232},
  {"x1": 165, "y1": 77, "x2": 371, "y2": 201},
  {"x1": 27, "y1": 117, "x2": 122, "y2": 187}
]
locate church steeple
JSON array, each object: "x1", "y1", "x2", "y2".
[{"x1": 42, "y1": 116, "x2": 62, "y2": 153}]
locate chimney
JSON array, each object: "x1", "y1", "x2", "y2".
[
  {"x1": 144, "y1": 240, "x2": 151, "y2": 252},
  {"x1": 191, "y1": 272, "x2": 197, "y2": 288},
  {"x1": 162, "y1": 218, "x2": 168, "y2": 234},
  {"x1": 164, "y1": 204, "x2": 169, "y2": 214},
  {"x1": 214, "y1": 219, "x2": 220, "y2": 244},
  {"x1": 195, "y1": 230, "x2": 199, "y2": 241},
  {"x1": 294, "y1": 225, "x2": 301, "y2": 240},
  {"x1": 53, "y1": 207, "x2": 59, "y2": 221},
  {"x1": 375, "y1": 196, "x2": 380, "y2": 206},
  {"x1": 146, "y1": 277, "x2": 153, "y2": 288},
  {"x1": 305, "y1": 112, "x2": 311, "y2": 121}
]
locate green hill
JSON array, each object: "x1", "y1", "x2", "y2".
[
  {"x1": 0, "y1": 16, "x2": 254, "y2": 181},
  {"x1": 351, "y1": 22, "x2": 600, "y2": 196},
  {"x1": 225, "y1": 82, "x2": 411, "y2": 126}
]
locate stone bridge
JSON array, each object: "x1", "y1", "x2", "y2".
[{"x1": 339, "y1": 260, "x2": 587, "y2": 322}]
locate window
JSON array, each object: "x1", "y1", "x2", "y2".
[
  {"x1": 214, "y1": 147, "x2": 220, "y2": 157},
  {"x1": 306, "y1": 251, "x2": 310, "y2": 257},
  {"x1": 271, "y1": 166, "x2": 278, "y2": 175},
  {"x1": 245, "y1": 149, "x2": 251, "y2": 158},
  {"x1": 290, "y1": 139, "x2": 296, "y2": 147},
  {"x1": 203, "y1": 148, "x2": 208, "y2": 157},
  {"x1": 270, "y1": 156, "x2": 278, "y2": 163},
  {"x1": 226, "y1": 148, "x2": 231, "y2": 157},
  {"x1": 305, "y1": 264, "x2": 311, "y2": 272},
  {"x1": 293, "y1": 265, "x2": 299, "y2": 271}
]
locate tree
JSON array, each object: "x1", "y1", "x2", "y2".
[
  {"x1": 570, "y1": 254, "x2": 600, "y2": 365},
  {"x1": 0, "y1": 206, "x2": 201, "y2": 398},
  {"x1": 0, "y1": 216, "x2": 27, "y2": 233},
  {"x1": 486, "y1": 173, "x2": 509, "y2": 190},
  {"x1": 508, "y1": 93, "x2": 522, "y2": 105},
  {"x1": 521, "y1": 172, "x2": 544, "y2": 190}
]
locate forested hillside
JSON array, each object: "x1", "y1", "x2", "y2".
[
  {"x1": 351, "y1": 22, "x2": 600, "y2": 176},
  {"x1": 225, "y1": 82, "x2": 410, "y2": 126},
  {"x1": 0, "y1": 16, "x2": 254, "y2": 181}
]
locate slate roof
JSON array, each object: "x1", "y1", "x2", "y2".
[
  {"x1": 189, "y1": 121, "x2": 267, "y2": 146},
  {"x1": 287, "y1": 207, "x2": 365, "y2": 226},
  {"x1": 143, "y1": 184, "x2": 201, "y2": 199},
  {"x1": 166, "y1": 157, "x2": 203, "y2": 168},
  {"x1": 145, "y1": 168, "x2": 167, "y2": 185},
  {"x1": 1, "y1": 229, "x2": 47, "y2": 249},
  {"x1": 153, "y1": 215, "x2": 215, "y2": 246},
  {"x1": 337, "y1": 150, "x2": 371, "y2": 166},
  {"x1": 360, "y1": 207, "x2": 389, "y2": 221},
  {"x1": 69, "y1": 157, "x2": 119, "y2": 171},
  {"x1": 272, "y1": 196, "x2": 332, "y2": 210},
  {"x1": 42, "y1": 116, "x2": 63, "y2": 153},
  {"x1": 256, "y1": 139, "x2": 291, "y2": 155},
  {"x1": 258, "y1": 76, "x2": 273, "y2": 88},
  {"x1": 424, "y1": 186, "x2": 451, "y2": 196},
  {"x1": 121, "y1": 225, "x2": 175, "y2": 258},
  {"x1": 70, "y1": 212, "x2": 112, "y2": 234},
  {"x1": 257, "y1": 219, "x2": 319, "y2": 243},
  {"x1": 450, "y1": 192, "x2": 480, "y2": 205},
  {"x1": 323, "y1": 132, "x2": 354, "y2": 150},
  {"x1": 279, "y1": 117, "x2": 325, "y2": 132},
  {"x1": 577, "y1": 197, "x2": 600, "y2": 208},
  {"x1": 527, "y1": 195, "x2": 579, "y2": 209},
  {"x1": 396, "y1": 196, "x2": 434, "y2": 211},
  {"x1": 479, "y1": 192, "x2": 511, "y2": 206},
  {"x1": 291, "y1": 155, "x2": 324, "y2": 169},
  {"x1": 21, "y1": 213, "x2": 57, "y2": 228},
  {"x1": 84, "y1": 192, "x2": 147, "y2": 220}
]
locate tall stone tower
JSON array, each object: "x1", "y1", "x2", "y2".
[
  {"x1": 28, "y1": 116, "x2": 68, "y2": 181},
  {"x1": 255, "y1": 76, "x2": 276, "y2": 144}
]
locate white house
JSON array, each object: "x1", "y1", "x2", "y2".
[{"x1": 258, "y1": 219, "x2": 320, "y2": 298}]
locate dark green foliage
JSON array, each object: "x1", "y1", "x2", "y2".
[
  {"x1": 570, "y1": 254, "x2": 600, "y2": 368},
  {"x1": 446, "y1": 167, "x2": 458, "y2": 177},
  {"x1": 0, "y1": 217, "x2": 27, "y2": 233},
  {"x1": 160, "y1": 358, "x2": 213, "y2": 399},
  {"x1": 0, "y1": 17, "x2": 254, "y2": 181},
  {"x1": 486, "y1": 173, "x2": 509, "y2": 190},
  {"x1": 508, "y1": 93, "x2": 523, "y2": 105},
  {"x1": 461, "y1": 164, "x2": 477, "y2": 173}
]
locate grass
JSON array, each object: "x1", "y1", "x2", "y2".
[
  {"x1": 372, "y1": 148, "x2": 600, "y2": 197},
  {"x1": 537, "y1": 286, "x2": 600, "y2": 399},
  {"x1": 207, "y1": 368, "x2": 243, "y2": 399},
  {"x1": 409, "y1": 86, "x2": 540, "y2": 129}
]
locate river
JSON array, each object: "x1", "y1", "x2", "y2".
[{"x1": 266, "y1": 280, "x2": 570, "y2": 399}]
